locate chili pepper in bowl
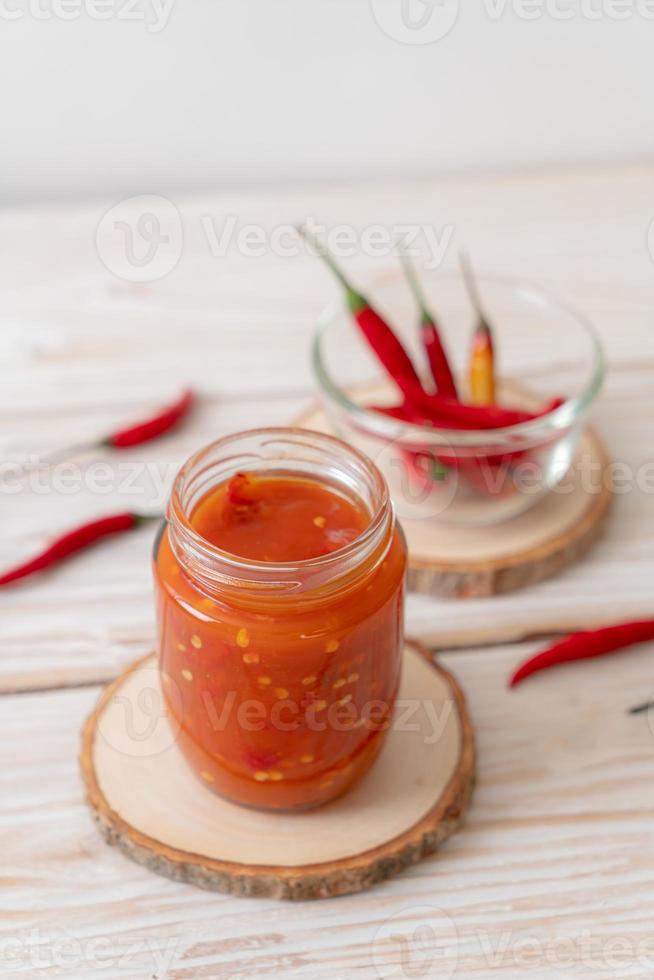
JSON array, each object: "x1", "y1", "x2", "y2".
[
  {"x1": 388, "y1": 393, "x2": 564, "y2": 431},
  {"x1": 0, "y1": 512, "x2": 160, "y2": 587},
  {"x1": 402, "y1": 449, "x2": 450, "y2": 489},
  {"x1": 304, "y1": 233, "x2": 569, "y2": 506},
  {"x1": 461, "y1": 252, "x2": 496, "y2": 406},
  {"x1": 370, "y1": 404, "x2": 453, "y2": 486},
  {"x1": 399, "y1": 249, "x2": 458, "y2": 399},
  {"x1": 509, "y1": 619, "x2": 654, "y2": 688},
  {"x1": 370, "y1": 402, "x2": 507, "y2": 495},
  {"x1": 302, "y1": 228, "x2": 562, "y2": 433},
  {"x1": 369, "y1": 397, "x2": 562, "y2": 496},
  {"x1": 298, "y1": 226, "x2": 427, "y2": 404},
  {"x1": 435, "y1": 396, "x2": 552, "y2": 429}
]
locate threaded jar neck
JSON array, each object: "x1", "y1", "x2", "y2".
[{"x1": 166, "y1": 428, "x2": 394, "y2": 606}]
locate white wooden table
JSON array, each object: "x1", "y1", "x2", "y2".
[{"x1": 2, "y1": 168, "x2": 654, "y2": 979}]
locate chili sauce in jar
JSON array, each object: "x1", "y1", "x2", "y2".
[{"x1": 153, "y1": 428, "x2": 406, "y2": 811}]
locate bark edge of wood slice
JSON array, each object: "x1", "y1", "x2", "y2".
[
  {"x1": 294, "y1": 400, "x2": 613, "y2": 599},
  {"x1": 80, "y1": 641, "x2": 475, "y2": 901}
]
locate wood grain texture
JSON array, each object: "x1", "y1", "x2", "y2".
[
  {"x1": 3, "y1": 639, "x2": 654, "y2": 978},
  {"x1": 80, "y1": 644, "x2": 475, "y2": 901},
  {"x1": 2, "y1": 168, "x2": 654, "y2": 692},
  {"x1": 2, "y1": 166, "x2": 654, "y2": 977}
]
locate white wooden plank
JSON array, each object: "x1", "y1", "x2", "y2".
[
  {"x1": 0, "y1": 366, "x2": 652, "y2": 692},
  {"x1": 3, "y1": 164, "x2": 654, "y2": 977},
  {"x1": 2, "y1": 641, "x2": 653, "y2": 978}
]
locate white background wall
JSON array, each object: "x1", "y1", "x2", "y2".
[{"x1": 2, "y1": 0, "x2": 654, "y2": 205}]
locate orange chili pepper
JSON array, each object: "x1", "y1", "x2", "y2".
[
  {"x1": 469, "y1": 326, "x2": 496, "y2": 406},
  {"x1": 461, "y1": 252, "x2": 496, "y2": 406}
]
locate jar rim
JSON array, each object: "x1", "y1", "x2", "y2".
[{"x1": 167, "y1": 427, "x2": 393, "y2": 593}]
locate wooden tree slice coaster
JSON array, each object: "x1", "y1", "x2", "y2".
[
  {"x1": 80, "y1": 641, "x2": 475, "y2": 902},
  {"x1": 294, "y1": 398, "x2": 612, "y2": 598}
]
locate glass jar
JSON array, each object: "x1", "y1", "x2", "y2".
[{"x1": 153, "y1": 428, "x2": 407, "y2": 811}]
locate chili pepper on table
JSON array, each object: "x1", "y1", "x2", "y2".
[
  {"x1": 461, "y1": 252, "x2": 496, "y2": 406},
  {"x1": 0, "y1": 512, "x2": 160, "y2": 587},
  {"x1": 298, "y1": 226, "x2": 426, "y2": 403},
  {"x1": 509, "y1": 619, "x2": 654, "y2": 688},
  {"x1": 105, "y1": 388, "x2": 195, "y2": 448},
  {"x1": 399, "y1": 249, "x2": 458, "y2": 399},
  {"x1": 20, "y1": 389, "x2": 195, "y2": 473}
]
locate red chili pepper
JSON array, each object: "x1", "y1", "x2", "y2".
[
  {"x1": 401, "y1": 447, "x2": 450, "y2": 487},
  {"x1": 20, "y1": 389, "x2": 196, "y2": 477},
  {"x1": 226, "y1": 472, "x2": 256, "y2": 507},
  {"x1": 369, "y1": 402, "x2": 428, "y2": 425},
  {"x1": 408, "y1": 393, "x2": 564, "y2": 430},
  {"x1": 373, "y1": 396, "x2": 563, "y2": 431},
  {"x1": 0, "y1": 512, "x2": 158, "y2": 587},
  {"x1": 105, "y1": 389, "x2": 195, "y2": 448},
  {"x1": 370, "y1": 401, "x2": 510, "y2": 463},
  {"x1": 369, "y1": 400, "x2": 545, "y2": 497},
  {"x1": 298, "y1": 226, "x2": 425, "y2": 402},
  {"x1": 509, "y1": 619, "x2": 654, "y2": 688},
  {"x1": 299, "y1": 226, "x2": 564, "y2": 432},
  {"x1": 399, "y1": 250, "x2": 458, "y2": 399}
]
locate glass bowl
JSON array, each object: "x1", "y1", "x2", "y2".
[{"x1": 312, "y1": 271, "x2": 605, "y2": 526}]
